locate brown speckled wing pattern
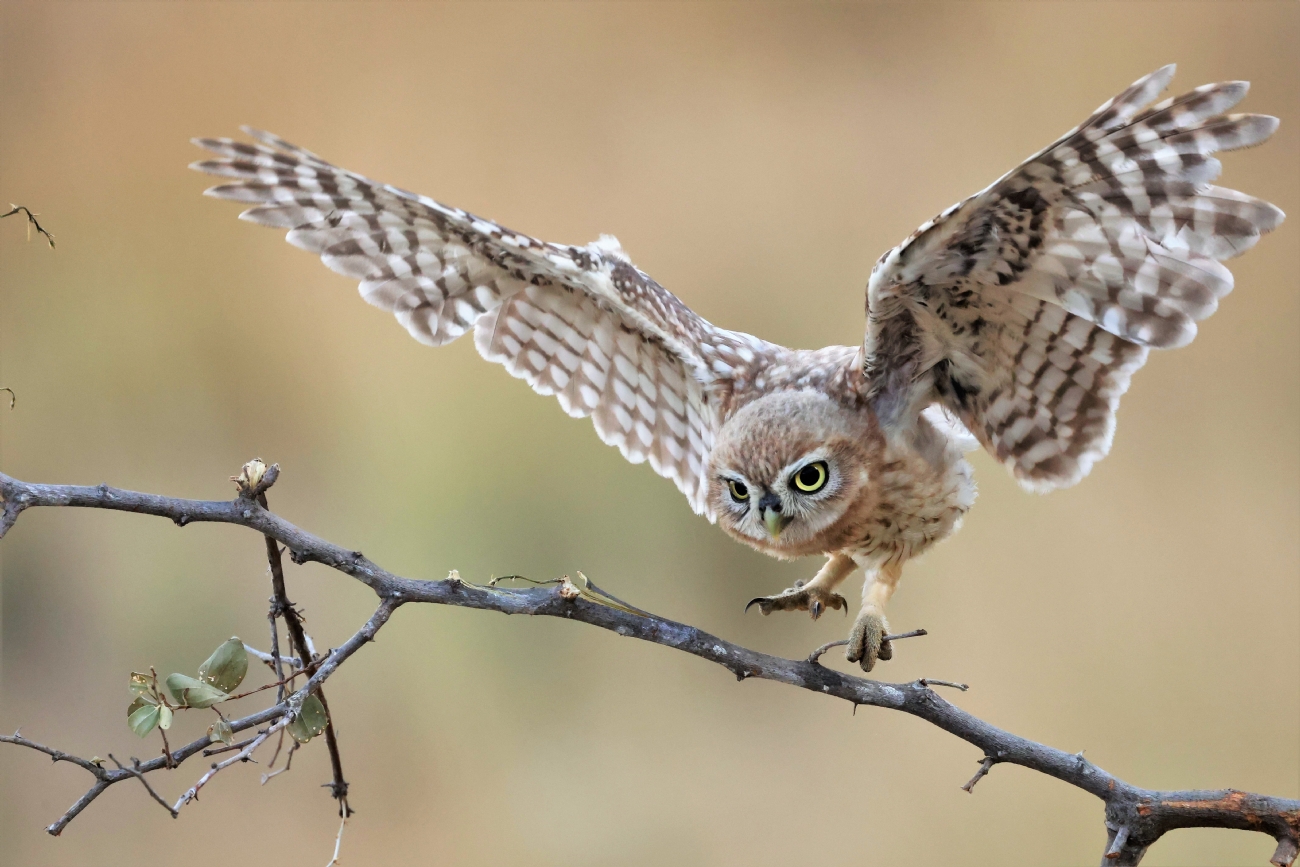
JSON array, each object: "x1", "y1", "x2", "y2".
[
  {"x1": 864, "y1": 65, "x2": 1283, "y2": 491},
  {"x1": 190, "y1": 130, "x2": 788, "y2": 516},
  {"x1": 192, "y1": 66, "x2": 1282, "y2": 507}
]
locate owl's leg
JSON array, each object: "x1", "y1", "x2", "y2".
[
  {"x1": 846, "y1": 561, "x2": 904, "y2": 672},
  {"x1": 745, "y1": 553, "x2": 856, "y2": 620}
]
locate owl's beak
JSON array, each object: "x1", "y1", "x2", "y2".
[{"x1": 762, "y1": 505, "x2": 789, "y2": 540}]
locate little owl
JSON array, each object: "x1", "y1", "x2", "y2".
[{"x1": 193, "y1": 66, "x2": 1283, "y2": 671}]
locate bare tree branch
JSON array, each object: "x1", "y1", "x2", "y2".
[
  {"x1": 1, "y1": 204, "x2": 55, "y2": 248},
  {"x1": 236, "y1": 460, "x2": 352, "y2": 818},
  {"x1": 172, "y1": 718, "x2": 289, "y2": 814},
  {"x1": 0, "y1": 730, "x2": 111, "y2": 778},
  {"x1": 48, "y1": 780, "x2": 111, "y2": 836},
  {"x1": 107, "y1": 755, "x2": 178, "y2": 818},
  {"x1": 0, "y1": 469, "x2": 1296, "y2": 865}
]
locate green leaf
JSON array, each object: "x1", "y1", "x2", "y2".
[
  {"x1": 198, "y1": 638, "x2": 248, "y2": 693},
  {"x1": 287, "y1": 694, "x2": 328, "y2": 744},
  {"x1": 129, "y1": 671, "x2": 154, "y2": 697},
  {"x1": 208, "y1": 718, "x2": 234, "y2": 746},
  {"x1": 166, "y1": 673, "x2": 229, "y2": 709},
  {"x1": 128, "y1": 702, "x2": 161, "y2": 737},
  {"x1": 127, "y1": 694, "x2": 158, "y2": 720},
  {"x1": 158, "y1": 704, "x2": 173, "y2": 730}
]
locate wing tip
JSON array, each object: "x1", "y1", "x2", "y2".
[
  {"x1": 188, "y1": 158, "x2": 223, "y2": 176},
  {"x1": 1148, "y1": 63, "x2": 1177, "y2": 91},
  {"x1": 1262, "y1": 201, "x2": 1287, "y2": 233},
  {"x1": 1255, "y1": 113, "x2": 1281, "y2": 141}
]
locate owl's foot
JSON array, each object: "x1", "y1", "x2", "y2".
[
  {"x1": 846, "y1": 609, "x2": 894, "y2": 672},
  {"x1": 745, "y1": 579, "x2": 848, "y2": 620}
]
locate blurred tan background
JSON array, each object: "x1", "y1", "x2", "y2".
[{"x1": 0, "y1": 3, "x2": 1296, "y2": 866}]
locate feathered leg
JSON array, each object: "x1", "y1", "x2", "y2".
[{"x1": 846, "y1": 561, "x2": 904, "y2": 672}]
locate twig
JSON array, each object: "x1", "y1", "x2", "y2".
[
  {"x1": 325, "y1": 812, "x2": 348, "y2": 867},
  {"x1": 262, "y1": 740, "x2": 299, "y2": 784},
  {"x1": 264, "y1": 726, "x2": 287, "y2": 768},
  {"x1": 157, "y1": 724, "x2": 176, "y2": 769},
  {"x1": 316, "y1": 690, "x2": 351, "y2": 816},
  {"x1": 807, "y1": 629, "x2": 928, "y2": 665},
  {"x1": 805, "y1": 639, "x2": 848, "y2": 664},
  {"x1": 0, "y1": 730, "x2": 110, "y2": 777},
  {"x1": 225, "y1": 670, "x2": 305, "y2": 702},
  {"x1": 915, "y1": 678, "x2": 969, "y2": 692},
  {"x1": 1105, "y1": 824, "x2": 1132, "y2": 861},
  {"x1": 244, "y1": 642, "x2": 302, "y2": 670},
  {"x1": 961, "y1": 756, "x2": 998, "y2": 793},
  {"x1": 1, "y1": 387, "x2": 14, "y2": 409},
  {"x1": 108, "y1": 755, "x2": 177, "y2": 818},
  {"x1": 203, "y1": 735, "x2": 258, "y2": 757},
  {"x1": 173, "y1": 719, "x2": 287, "y2": 813},
  {"x1": 1, "y1": 468, "x2": 1296, "y2": 863},
  {"x1": 2, "y1": 205, "x2": 55, "y2": 248},
  {"x1": 268, "y1": 608, "x2": 288, "y2": 703}
]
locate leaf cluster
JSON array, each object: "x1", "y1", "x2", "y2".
[{"x1": 126, "y1": 636, "x2": 327, "y2": 746}]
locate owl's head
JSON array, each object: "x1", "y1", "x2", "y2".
[{"x1": 706, "y1": 391, "x2": 880, "y2": 558}]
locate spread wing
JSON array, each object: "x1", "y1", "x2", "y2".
[
  {"x1": 863, "y1": 65, "x2": 1283, "y2": 491},
  {"x1": 191, "y1": 129, "x2": 781, "y2": 517}
]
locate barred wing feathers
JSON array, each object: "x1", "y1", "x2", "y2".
[
  {"x1": 191, "y1": 129, "x2": 779, "y2": 516},
  {"x1": 864, "y1": 65, "x2": 1283, "y2": 491}
]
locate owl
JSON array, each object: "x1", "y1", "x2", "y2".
[{"x1": 192, "y1": 66, "x2": 1282, "y2": 671}]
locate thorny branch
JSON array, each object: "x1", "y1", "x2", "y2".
[
  {"x1": 171, "y1": 717, "x2": 290, "y2": 813},
  {"x1": 0, "y1": 468, "x2": 1296, "y2": 866},
  {"x1": 239, "y1": 461, "x2": 352, "y2": 817},
  {"x1": 107, "y1": 755, "x2": 177, "y2": 818}
]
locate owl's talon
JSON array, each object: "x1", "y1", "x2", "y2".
[
  {"x1": 846, "y1": 610, "x2": 893, "y2": 672},
  {"x1": 745, "y1": 584, "x2": 847, "y2": 619}
]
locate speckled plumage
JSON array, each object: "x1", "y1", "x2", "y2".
[{"x1": 192, "y1": 66, "x2": 1282, "y2": 670}]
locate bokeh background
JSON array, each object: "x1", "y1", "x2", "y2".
[{"x1": 1, "y1": 3, "x2": 1296, "y2": 866}]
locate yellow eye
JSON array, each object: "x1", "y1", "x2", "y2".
[
  {"x1": 792, "y1": 462, "x2": 828, "y2": 493},
  {"x1": 728, "y1": 480, "x2": 749, "y2": 502}
]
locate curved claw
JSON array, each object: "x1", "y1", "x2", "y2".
[
  {"x1": 748, "y1": 587, "x2": 847, "y2": 619},
  {"x1": 812, "y1": 593, "x2": 849, "y2": 621}
]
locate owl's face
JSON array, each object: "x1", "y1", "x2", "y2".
[{"x1": 706, "y1": 391, "x2": 880, "y2": 559}]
